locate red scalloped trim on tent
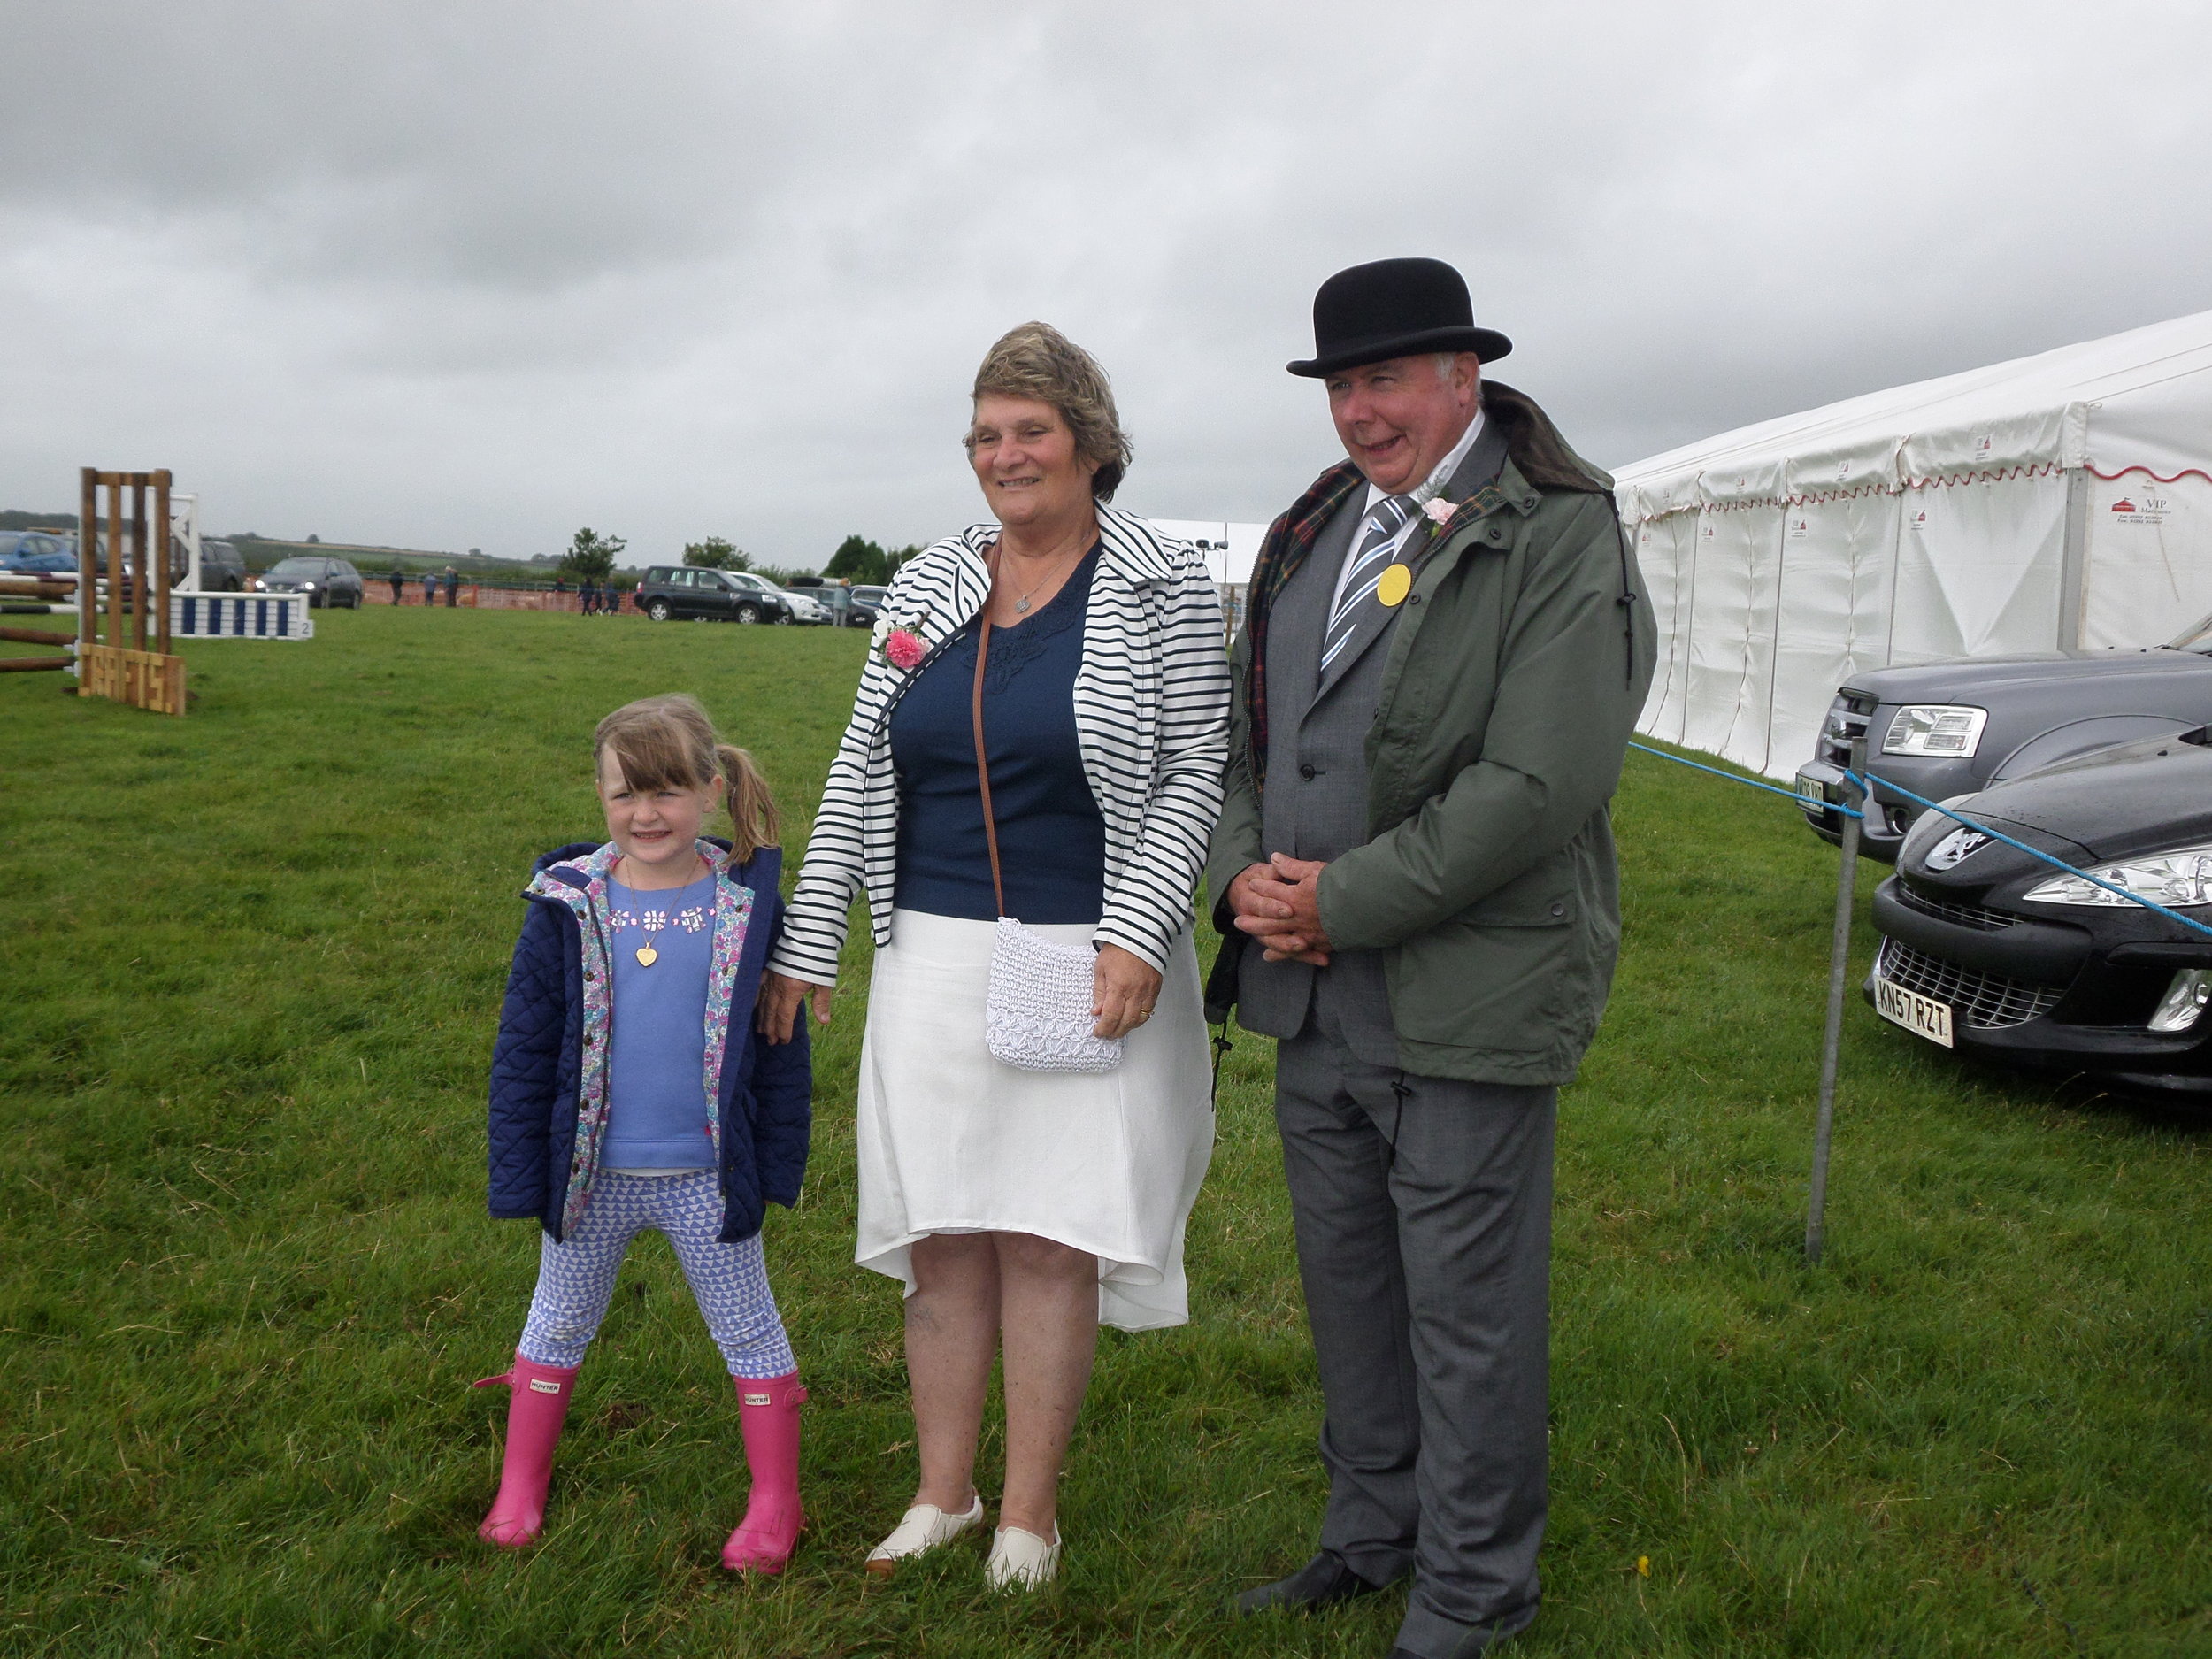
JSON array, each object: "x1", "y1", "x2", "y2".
[{"x1": 2085, "y1": 464, "x2": 2212, "y2": 486}]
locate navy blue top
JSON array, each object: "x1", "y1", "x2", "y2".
[
  {"x1": 890, "y1": 546, "x2": 1107, "y2": 924},
  {"x1": 603, "y1": 869, "x2": 718, "y2": 1171}
]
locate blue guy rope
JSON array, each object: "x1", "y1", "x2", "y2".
[
  {"x1": 1851, "y1": 769, "x2": 2212, "y2": 943},
  {"x1": 1627, "y1": 741, "x2": 1865, "y2": 818}
]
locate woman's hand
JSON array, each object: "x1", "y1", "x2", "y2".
[
  {"x1": 757, "y1": 970, "x2": 833, "y2": 1044},
  {"x1": 1092, "y1": 942, "x2": 1164, "y2": 1041}
]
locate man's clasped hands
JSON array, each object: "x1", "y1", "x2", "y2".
[{"x1": 1227, "y1": 853, "x2": 1335, "y2": 966}]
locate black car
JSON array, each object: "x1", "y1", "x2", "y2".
[
  {"x1": 196, "y1": 540, "x2": 247, "y2": 592},
  {"x1": 257, "y1": 555, "x2": 365, "y2": 608},
  {"x1": 1868, "y1": 728, "x2": 2212, "y2": 1094},
  {"x1": 843, "y1": 584, "x2": 887, "y2": 627},
  {"x1": 633, "y1": 566, "x2": 825, "y2": 625},
  {"x1": 1795, "y1": 614, "x2": 2212, "y2": 861}
]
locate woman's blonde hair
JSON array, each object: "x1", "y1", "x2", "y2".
[
  {"x1": 969, "y1": 321, "x2": 1132, "y2": 501},
  {"x1": 592, "y1": 694, "x2": 780, "y2": 864}
]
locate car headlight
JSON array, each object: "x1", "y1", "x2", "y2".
[
  {"x1": 2022, "y1": 845, "x2": 2212, "y2": 908},
  {"x1": 1882, "y1": 704, "x2": 1987, "y2": 757},
  {"x1": 302, "y1": 581, "x2": 317, "y2": 589}
]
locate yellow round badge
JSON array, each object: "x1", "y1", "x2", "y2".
[{"x1": 1376, "y1": 563, "x2": 1413, "y2": 608}]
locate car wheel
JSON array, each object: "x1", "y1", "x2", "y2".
[
  {"x1": 646, "y1": 599, "x2": 672, "y2": 622},
  {"x1": 734, "y1": 603, "x2": 761, "y2": 625},
  {"x1": 772, "y1": 610, "x2": 793, "y2": 625}
]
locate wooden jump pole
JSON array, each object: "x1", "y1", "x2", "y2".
[
  {"x1": 129, "y1": 474, "x2": 149, "y2": 655},
  {"x1": 78, "y1": 466, "x2": 96, "y2": 660},
  {"x1": 104, "y1": 472, "x2": 124, "y2": 652},
  {"x1": 153, "y1": 470, "x2": 172, "y2": 656}
]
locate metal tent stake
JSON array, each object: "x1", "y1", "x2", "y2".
[{"x1": 1805, "y1": 733, "x2": 1866, "y2": 1264}]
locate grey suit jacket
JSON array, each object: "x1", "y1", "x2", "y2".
[{"x1": 1235, "y1": 419, "x2": 1511, "y2": 1064}]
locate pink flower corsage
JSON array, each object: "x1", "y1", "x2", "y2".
[
  {"x1": 1422, "y1": 496, "x2": 1457, "y2": 525},
  {"x1": 881, "y1": 627, "x2": 926, "y2": 671}
]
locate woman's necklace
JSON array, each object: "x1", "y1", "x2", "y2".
[{"x1": 998, "y1": 538, "x2": 1087, "y2": 615}]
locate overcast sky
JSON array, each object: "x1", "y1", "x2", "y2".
[{"x1": 4, "y1": 1, "x2": 2209, "y2": 567}]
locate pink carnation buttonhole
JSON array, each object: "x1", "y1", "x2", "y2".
[{"x1": 884, "y1": 628, "x2": 926, "y2": 671}]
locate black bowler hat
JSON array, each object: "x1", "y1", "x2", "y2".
[{"x1": 1286, "y1": 257, "x2": 1512, "y2": 378}]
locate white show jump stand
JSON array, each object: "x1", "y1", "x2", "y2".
[{"x1": 170, "y1": 592, "x2": 313, "y2": 639}]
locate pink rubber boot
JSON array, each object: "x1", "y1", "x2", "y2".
[
  {"x1": 474, "y1": 1353, "x2": 581, "y2": 1547},
  {"x1": 721, "y1": 1371, "x2": 807, "y2": 1573}
]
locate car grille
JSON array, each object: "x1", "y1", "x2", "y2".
[
  {"x1": 1894, "y1": 885, "x2": 2016, "y2": 932},
  {"x1": 1816, "y1": 691, "x2": 1879, "y2": 766},
  {"x1": 1875, "y1": 937, "x2": 2062, "y2": 1030}
]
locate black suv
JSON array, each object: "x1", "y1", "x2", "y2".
[
  {"x1": 258, "y1": 555, "x2": 365, "y2": 608},
  {"x1": 634, "y1": 566, "x2": 817, "y2": 624},
  {"x1": 1795, "y1": 613, "x2": 2212, "y2": 862}
]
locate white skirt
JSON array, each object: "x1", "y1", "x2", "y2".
[{"x1": 855, "y1": 908, "x2": 1216, "y2": 1332}]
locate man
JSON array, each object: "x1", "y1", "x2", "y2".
[
  {"x1": 387, "y1": 566, "x2": 405, "y2": 606},
  {"x1": 442, "y1": 565, "x2": 460, "y2": 607},
  {"x1": 1207, "y1": 258, "x2": 1652, "y2": 1659},
  {"x1": 578, "y1": 574, "x2": 597, "y2": 616}
]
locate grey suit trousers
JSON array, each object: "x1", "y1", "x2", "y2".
[{"x1": 1276, "y1": 985, "x2": 1553, "y2": 1658}]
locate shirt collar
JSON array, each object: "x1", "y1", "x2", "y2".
[{"x1": 1362, "y1": 407, "x2": 1486, "y2": 512}]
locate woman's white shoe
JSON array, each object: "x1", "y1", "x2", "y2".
[
  {"x1": 984, "y1": 1524, "x2": 1063, "y2": 1591},
  {"x1": 864, "y1": 1495, "x2": 986, "y2": 1578}
]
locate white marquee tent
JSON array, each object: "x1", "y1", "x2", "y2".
[{"x1": 1614, "y1": 310, "x2": 2212, "y2": 780}]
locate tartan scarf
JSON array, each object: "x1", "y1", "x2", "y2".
[{"x1": 1240, "y1": 459, "x2": 1363, "y2": 794}]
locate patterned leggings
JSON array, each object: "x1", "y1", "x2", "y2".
[{"x1": 517, "y1": 1170, "x2": 796, "y2": 1379}]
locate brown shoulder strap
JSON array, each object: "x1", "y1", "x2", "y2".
[{"x1": 970, "y1": 565, "x2": 1008, "y2": 919}]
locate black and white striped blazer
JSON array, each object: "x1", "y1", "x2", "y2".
[{"x1": 769, "y1": 505, "x2": 1231, "y2": 984}]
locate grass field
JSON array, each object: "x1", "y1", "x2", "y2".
[{"x1": 3, "y1": 605, "x2": 2208, "y2": 1657}]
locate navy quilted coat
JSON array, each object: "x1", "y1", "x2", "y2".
[{"x1": 487, "y1": 839, "x2": 811, "y2": 1242}]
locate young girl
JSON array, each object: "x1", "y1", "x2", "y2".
[{"x1": 477, "y1": 694, "x2": 812, "y2": 1571}]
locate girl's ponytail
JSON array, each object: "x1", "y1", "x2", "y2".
[{"x1": 717, "y1": 743, "x2": 780, "y2": 864}]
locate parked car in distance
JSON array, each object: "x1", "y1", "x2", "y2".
[
  {"x1": 257, "y1": 555, "x2": 365, "y2": 608},
  {"x1": 0, "y1": 530, "x2": 77, "y2": 576},
  {"x1": 1795, "y1": 613, "x2": 2212, "y2": 862},
  {"x1": 843, "y1": 584, "x2": 888, "y2": 628},
  {"x1": 1868, "y1": 726, "x2": 2212, "y2": 1095},
  {"x1": 633, "y1": 566, "x2": 827, "y2": 624},
  {"x1": 196, "y1": 540, "x2": 247, "y2": 591}
]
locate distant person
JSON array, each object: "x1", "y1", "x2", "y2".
[
  {"x1": 832, "y1": 577, "x2": 854, "y2": 626},
  {"x1": 388, "y1": 567, "x2": 406, "y2": 605},
  {"x1": 479, "y1": 695, "x2": 812, "y2": 1570},
  {"x1": 443, "y1": 566, "x2": 460, "y2": 607},
  {"x1": 579, "y1": 576, "x2": 598, "y2": 616}
]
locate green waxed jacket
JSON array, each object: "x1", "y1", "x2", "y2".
[{"x1": 1205, "y1": 388, "x2": 1656, "y2": 1085}]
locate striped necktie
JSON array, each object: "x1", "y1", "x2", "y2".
[{"x1": 1319, "y1": 492, "x2": 1415, "y2": 675}]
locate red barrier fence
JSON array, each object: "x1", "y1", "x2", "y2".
[{"x1": 362, "y1": 583, "x2": 634, "y2": 614}]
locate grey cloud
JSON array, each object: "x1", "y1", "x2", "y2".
[{"x1": 4, "y1": 1, "x2": 2209, "y2": 565}]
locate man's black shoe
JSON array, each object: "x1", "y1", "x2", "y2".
[{"x1": 1233, "y1": 1550, "x2": 1387, "y2": 1616}]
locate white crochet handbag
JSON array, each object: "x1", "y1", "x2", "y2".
[{"x1": 970, "y1": 597, "x2": 1123, "y2": 1074}]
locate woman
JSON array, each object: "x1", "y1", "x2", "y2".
[{"x1": 759, "y1": 322, "x2": 1228, "y2": 1589}]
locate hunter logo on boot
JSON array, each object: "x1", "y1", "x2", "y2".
[{"x1": 529, "y1": 1379, "x2": 563, "y2": 1394}]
